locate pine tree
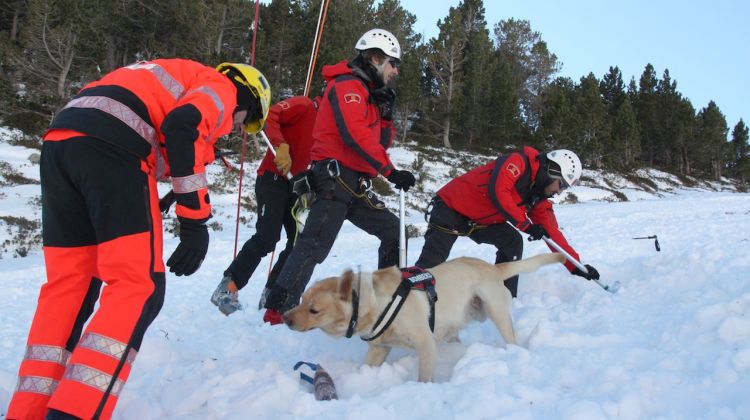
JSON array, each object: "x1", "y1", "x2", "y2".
[
  {"x1": 731, "y1": 119, "x2": 749, "y2": 186},
  {"x1": 259, "y1": 0, "x2": 310, "y2": 97},
  {"x1": 634, "y1": 63, "x2": 659, "y2": 165},
  {"x1": 599, "y1": 66, "x2": 630, "y2": 168},
  {"x1": 673, "y1": 97, "x2": 696, "y2": 175},
  {"x1": 610, "y1": 97, "x2": 640, "y2": 168},
  {"x1": 695, "y1": 101, "x2": 729, "y2": 180},
  {"x1": 373, "y1": 0, "x2": 422, "y2": 144},
  {"x1": 451, "y1": 0, "x2": 493, "y2": 148},
  {"x1": 423, "y1": 4, "x2": 468, "y2": 148},
  {"x1": 654, "y1": 69, "x2": 680, "y2": 167},
  {"x1": 575, "y1": 73, "x2": 608, "y2": 168},
  {"x1": 0, "y1": 0, "x2": 27, "y2": 42},
  {"x1": 493, "y1": 18, "x2": 558, "y2": 133},
  {"x1": 599, "y1": 66, "x2": 625, "y2": 117},
  {"x1": 14, "y1": 0, "x2": 102, "y2": 98},
  {"x1": 526, "y1": 40, "x2": 559, "y2": 132},
  {"x1": 485, "y1": 52, "x2": 525, "y2": 147},
  {"x1": 539, "y1": 76, "x2": 579, "y2": 150}
]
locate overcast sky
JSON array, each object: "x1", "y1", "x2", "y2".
[{"x1": 398, "y1": 0, "x2": 749, "y2": 133}]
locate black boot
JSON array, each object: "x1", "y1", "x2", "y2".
[{"x1": 265, "y1": 284, "x2": 289, "y2": 311}]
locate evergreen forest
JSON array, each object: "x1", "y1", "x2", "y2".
[{"x1": 1, "y1": 0, "x2": 748, "y2": 185}]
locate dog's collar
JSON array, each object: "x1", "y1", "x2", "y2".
[
  {"x1": 345, "y1": 270, "x2": 362, "y2": 338},
  {"x1": 345, "y1": 288, "x2": 359, "y2": 338}
]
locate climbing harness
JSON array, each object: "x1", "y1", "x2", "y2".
[{"x1": 424, "y1": 197, "x2": 488, "y2": 236}]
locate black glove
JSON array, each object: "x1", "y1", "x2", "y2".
[
  {"x1": 166, "y1": 219, "x2": 209, "y2": 276},
  {"x1": 158, "y1": 191, "x2": 176, "y2": 214},
  {"x1": 572, "y1": 264, "x2": 600, "y2": 281},
  {"x1": 525, "y1": 224, "x2": 548, "y2": 241},
  {"x1": 386, "y1": 170, "x2": 416, "y2": 192}
]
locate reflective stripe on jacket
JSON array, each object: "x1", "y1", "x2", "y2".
[{"x1": 45, "y1": 58, "x2": 236, "y2": 221}]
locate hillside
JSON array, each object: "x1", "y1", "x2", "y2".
[{"x1": 0, "y1": 125, "x2": 738, "y2": 259}]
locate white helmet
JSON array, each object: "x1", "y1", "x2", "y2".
[
  {"x1": 355, "y1": 28, "x2": 401, "y2": 60},
  {"x1": 546, "y1": 149, "x2": 582, "y2": 188}
]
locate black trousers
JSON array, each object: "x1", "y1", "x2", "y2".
[
  {"x1": 415, "y1": 198, "x2": 523, "y2": 297},
  {"x1": 271, "y1": 160, "x2": 400, "y2": 311},
  {"x1": 224, "y1": 171, "x2": 296, "y2": 290}
]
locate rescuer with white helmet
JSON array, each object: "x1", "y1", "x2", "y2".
[
  {"x1": 263, "y1": 28, "x2": 417, "y2": 316},
  {"x1": 415, "y1": 146, "x2": 600, "y2": 298}
]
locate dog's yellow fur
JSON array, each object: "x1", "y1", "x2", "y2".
[{"x1": 283, "y1": 253, "x2": 565, "y2": 382}]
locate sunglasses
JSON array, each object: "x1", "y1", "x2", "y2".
[
  {"x1": 547, "y1": 165, "x2": 572, "y2": 190},
  {"x1": 388, "y1": 58, "x2": 401, "y2": 69}
]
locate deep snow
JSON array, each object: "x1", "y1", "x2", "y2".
[{"x1": 1, "y1": 126, "x2": 749, "y2": 419}]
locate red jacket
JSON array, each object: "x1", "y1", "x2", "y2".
[
  {"x1": 258, "y1": 96, "x2": 319, "y2": 177},
  {"x1": 438, "y1": 146, "x2": 580, "y2": 271},
  {"x1": 44, "y1": 58, "x2": 236, "y2": 222},
  {"x1": 310, "y1": 60, "x2": 395, "y2": 177}
]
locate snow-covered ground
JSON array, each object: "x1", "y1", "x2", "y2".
[{"x1": 1, "y1": 127, "x2": 749, "y2": 419}]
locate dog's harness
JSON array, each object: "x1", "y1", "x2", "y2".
[{"x1": 360, "y1": 267, "x2": 438, "y2": 342}]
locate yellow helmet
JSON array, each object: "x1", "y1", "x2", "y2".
[{"x1": 216, "y1": 62, "x2": 271, "y2": 134}]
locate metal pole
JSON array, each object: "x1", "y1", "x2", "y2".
[
  {"x1": 399, "y1": 189, "x2": 406, "y2": 268},
  {"x1": 507, "y1": 221, "x2": 613, "y2": 292},
  {"x1": 542, "y1": 236, "x2": 612, "y2": 292},
  {"x1": 258, "y1": 130, "x2": 292, "y2": 180},
  {"x1": 542, "y1": 236, "x2": 588, "y2": 273}
]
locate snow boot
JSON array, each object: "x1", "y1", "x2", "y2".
[
  {"x1": 258, "y1": 286, "x2": 270, "y2": 310},
  {"x1": 211, "y1": 275, "x2": 242, "y2": 315}
]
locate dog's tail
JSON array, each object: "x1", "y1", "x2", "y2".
[{"x1": 495, "y1": 252, "x2": 565, "y2": 279}]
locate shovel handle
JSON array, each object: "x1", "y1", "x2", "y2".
[
  {"x1": 542, "y1": 236, "x2": 612, "y2": 292},
  {"x1": 542, "y1": 236, "x2": 588, "y2": 273},
  {"x1": 258, "y1": 131, "x2": 293, "y2": 180}
]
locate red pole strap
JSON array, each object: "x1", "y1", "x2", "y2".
[
  {"x1": 233, "y1": 131, "x2": 248, "y2": 258},
  {"x1": 304, "y1": 0, "x2": 331, "y2": 97},
  {"x1": 250, "y1": 0, "x2": 261, "y2": 66}
]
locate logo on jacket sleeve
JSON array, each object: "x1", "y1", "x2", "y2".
[
  {"x1": 506, "y1": 163, "x2": 521, "y2": 178},
  {"x1": 344, "y1": 93, "x2": 361, "y2": 104},
  {"x1": 278, "y1": 100, "x2": 290, "y2": 110}
]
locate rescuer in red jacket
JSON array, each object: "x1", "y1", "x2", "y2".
[
  {"x1": 415, "y1": 147, "x2": 600, "y2": 297},
  {"x1": 6, "y1": 60, "x2": 271, "y2": 420},
  {"x1": 263, "y1": 28, "x2": 417, "y2": 315},
  {"x1": 211, "y1": 95, "x2": 320, "y2": 317}
]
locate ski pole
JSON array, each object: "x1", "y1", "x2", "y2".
[
  {"x1": 541, "y1": 236, "x2": 613, "y2": 293},
  {"x1": 399, "y1": 188, "x2": 407, "y2": 268}
]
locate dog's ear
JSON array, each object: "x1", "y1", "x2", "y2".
[{"x1": 338, "y1": 269, "x2": 354, "y2": 301}]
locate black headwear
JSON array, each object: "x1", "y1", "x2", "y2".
[{"x1": 223, "y1": 68, "x2": 259, "y2": 115}]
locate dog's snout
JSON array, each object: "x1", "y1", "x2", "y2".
[{"x1": 282, "y1": 312, "x2": 293, "y2": 327}]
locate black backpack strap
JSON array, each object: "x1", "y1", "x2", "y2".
[{"x1": 488, "y1": 152, "x2": 531, "y2": 227}]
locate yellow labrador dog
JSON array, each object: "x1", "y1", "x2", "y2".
[{"x1": 283, "y1": 253, "x2": 565, "y2": 382}]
